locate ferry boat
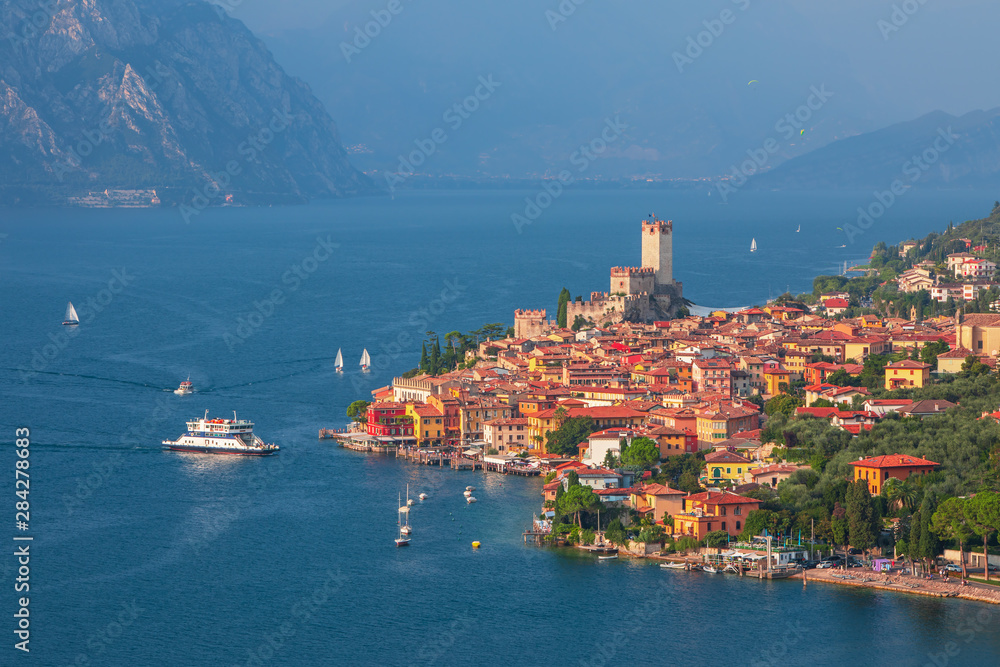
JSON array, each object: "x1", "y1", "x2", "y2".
[
  {"x1": 174, "y1": 377, "x2": 194, "y2": 395},
  {"x1": 162, "y1": 411, "x2": 279, "y2": 456}
]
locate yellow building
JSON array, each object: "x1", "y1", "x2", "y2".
[
  {"x1": 703, "y1": 450, "x2": 759, "y2": 485},
  {"x1": 405, "y1": 403, "x2": 445, "y2": 445},
  {"x1": 884, "y1": 360, "x2": 931, "y2": 390},
  {"x1": 763, "y1": 368, "x2": 793, "y2": 396},
  {"x1": 843, "y1": 336, "x2": 892, "y2": 363},
  {"x1": 956, "y1": 313, "x2": 1000, "y2": 355}
]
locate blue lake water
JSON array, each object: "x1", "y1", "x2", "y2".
[{"x1": 2, "y1": 189, "x2": 1000, "y2": 665}]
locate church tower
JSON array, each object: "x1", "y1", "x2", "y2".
[{"x1": 641, "y1": 217, "x2": 673, "y2": 288}]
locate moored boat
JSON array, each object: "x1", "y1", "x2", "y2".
[
  {"x1": 598, "y1": 554, "x2": 618, "y2": 560},
  {"x1": 395, "y1": 492, "x2": 410, "y2": 546},
  {"x1": 335, "y1": 348, "x2": 344, "y2": 373},
  {"x1": 162, "y1": 411, "x2": 278, "y2": 456},
  {"x1": 661, "y1": 562, "x2": 687, "y2": 570}
]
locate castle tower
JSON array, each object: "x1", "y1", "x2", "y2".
[{"x1": 641, "y1": 217, "x2": 673, "y2": 287}]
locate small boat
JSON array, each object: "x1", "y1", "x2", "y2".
[
  {"x1": 661, "y1": 562, "x2": 687, "y2": 570},
  {"x1": 466, "y1": 486, "x2": 475, "y2": 492},
  {"x1": 750, "y1": 238, "x2": 757, "y2": 253},
  {"x1": 360, "y1": 348, "x2": 371, "y2": 373},
  {"x1": 598, "y1": 554, "x2": 618, "y2": 561},
  {"x1": 796, "y1": 225, "x2": 801, "y2": 233},
  {"x1": 334, "y1": 348, "x2": 344, "y2": 373},
  {"x1": 62, "y1": 301, "x2": 80, "y2": 326},
  {"x1": 466, "y1": 496, "x2": 477, "y2": 504},
  {"x1": 173, "y1": 376, "x2": 194, "y2": 395},
  {"x1": 703, "y1": 565, "x2": 720, "y2": 574},
  {"x1": 406, "y1": 484, "x2": 414, "y2": 507},
  {"x1": 395, "y1": 492, "x2": 410, "y2": 547},
  {"x1": 418, "y1": 493, "x2": 428, "y2": 501},
  {"x1": 463, "y1": 490, "x2": 473, "y2": 498}
]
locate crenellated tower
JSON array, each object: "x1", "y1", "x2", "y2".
[{"x1": 641, "y1": 217, "x2": 673, "y2": 288}]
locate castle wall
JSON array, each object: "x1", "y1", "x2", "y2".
[
  {"x1": 514, "y1": 309, "x2": 553, "y2": 338},
  {"x1": 610, "y1": 266, "x2": 655, "y2": 295}
]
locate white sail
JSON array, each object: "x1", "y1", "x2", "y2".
[
  {"x1": 65, "y1": 302, "x2": 79, "y2": 322},
  {"x1": 360, "y1": 348, "x2": 371, "y2": 367},
  {"x1": 750, "y1": 238, "x2": 757, "y2": 252},
  {"x1": 335, "y1": 348, "x2": 343, "y2": 368}
]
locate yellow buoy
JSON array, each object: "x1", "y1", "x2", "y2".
[{"x1": 472, "y1": 541, "x2": 481, "y2": 549}]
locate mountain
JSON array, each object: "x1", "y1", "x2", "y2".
[
  {"x1": 0, "y1": 0, "x2": 375, "y2": 206},
  {"x1": 747, "y1": 108, "x2": 1000, "y2": 191}
]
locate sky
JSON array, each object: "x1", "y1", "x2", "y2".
[{"x1": 212, "y1": 0, "x2": 1000, "y2": 179}]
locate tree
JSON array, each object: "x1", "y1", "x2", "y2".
[
  {"x1": 882, "y1": 477, "x2": 915, "y2": 512},
  {"x1": 908, "y1": 507, "x2": 923, "y2": 575},
  {"x1": 764, "y1": 394, "x2": 802, "y2": 418},
  {"x1": 558, "y1": 484, "x2": 601, "y2": 529},
  {"x1": 845, "y1": 479, "x2": 878, "y2": 556},
  {"x1": 917, "y1": 494, "x2": 939, "y2": 575},
  {"x1": 557, "y1": 288, "x2": 571, "y2": 328},
  {"x1": 831, "y1": 503, "x2": 848, "y2": 555},
  {"x1": 605, "y1": 519, "x2": 626, "y2": 546},
  {"x1": 621, "y1": 437, "x2": 660, "y2": 470},
  {"x1": 920, "y1": 339, "x2": 950, "y2": 367},
  {"x1": 419, "y1": 343, "x2": 428, "y2": 371},
  {"x1": 931, "y1": 497, "x2": 975, "y2": 579},
  {"x1": 566, "y1": 471, "x2": 580, "y2": 488},
  {"x1": 961, "y1": 355, "x2": 991, "y2": 377},
  {"x1": 967, "y1": 491, "x2": 1000, "y2": 582},
  {"x1": 638, "y1": 524, "x2": 665, "y2": 544},
  {"x1": 704, "y1": 530, "x2": 729, "y2": 548},
  {"x1": 545, "y1": 417, "x2": 596, "y2": 456},
  {"x1": 346, "y1": 400, "x2": 370, "y2": 423}
]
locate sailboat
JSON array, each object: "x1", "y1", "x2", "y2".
[
  {"x1": 334, "y1": 348, "x2": 344, "y2": 373},
  {"x1": 796, "y1": 225, "x2": 801, "y2": 233},
  {"x1": 360, "y1": 348, "x2": 371, "y2": 373},
  {"x1": 401, "y1": 485, "x2": 413, "y2": 535},
  {"x1": 62, "y1": 302, "x2": 80, "y2": 326},
  {"x1": 395, "y1": 492, "x2": 410, "y2": 546},
  {"x1": 750, "y1": 238, "x2": 757, "y2": 253}
]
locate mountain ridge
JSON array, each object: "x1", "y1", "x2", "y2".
[{"x1": 0, "y1": 0, "x2": 376, "y2": 206}]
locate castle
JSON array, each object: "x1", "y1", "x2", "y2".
[{"x1": 514, "y1": 216, "x2": 684, "y2": 337}]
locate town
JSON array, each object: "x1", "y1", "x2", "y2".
[{"x1": 331, "y1": 209, "x2": 1000, "y2": 604}]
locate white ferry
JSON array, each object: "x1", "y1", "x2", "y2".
[{"x1": 162, "y1": 411, "x2": 279, "y2": 456}]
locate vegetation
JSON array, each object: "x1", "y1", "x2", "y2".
[
  {"x1": 346, "y1": 400, "x2": 370, "y2": 423},
  {"x1": 556, "y1": 288, "x2": 571, "y2": 328},
  {"x1": 416, "y1": 324, "x2": 508, "y2": 376},
  {"x1": 620, "y1": 437, "x2": 660, "y2": 470},
  {"x1": 545, "y1": 416, "x2": 596, "y2": 457}
]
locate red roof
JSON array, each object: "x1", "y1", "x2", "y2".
[
  {"x1": 824, "y1": 298, "x2": 849, "y2": 308},
  {"x1": 796, "y1": 407, "x2": 838, "y2": 418},
  {"x1": 849, "y1": 454, "x2": 940, "y2": 468},
  {"x1": 685, "y1": 491, "x2": 761, "y2": 505}
]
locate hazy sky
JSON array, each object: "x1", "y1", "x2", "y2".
[{"x1": 215, "y1": 0, "x2": 1000, "y2": 178}]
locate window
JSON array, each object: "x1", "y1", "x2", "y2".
[
  {"x1": 736, "y1": 521, "x2": 741, "y2": 530},
  {"x1": 726, "y1": 468, "x2": 731, "y2": 474},
  {"x1": 734, "y1": 506, "x2": 741, "y2": 515},
  {"x1": 722, "y1": 522, "x2": 727, "y2": 530},
  {"x1": 737, "y1": 468, "x2": 742, "y2": 474},
  {"x1": 707, "y1": 523, "x2": 712, "y2": 531},
  {"x1": 713, "y1": 468, "x2": 721, "y2": 478}
]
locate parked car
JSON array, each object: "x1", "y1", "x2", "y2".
[
  {"x1": 847, "y1": 548, "x2": 862, "y2": 555},
  {"x1": 943, "y1": 564, "x2": 963, "y2": 573},
  {"x1": 817, "y1": 561, "x2": 835, "y2": 569},
  {"x1": 987, "y1": 564, "x2": 1000, "y2": 573},
  {"x1": 846, "y1": 559, "x2": 864, "y2": 568},
  {"x1": 823, "y1": 555, "x2": 844, "y2": 563},
  {"x1": 801, "y1": 560, "x2": 820, "y2": 569}
]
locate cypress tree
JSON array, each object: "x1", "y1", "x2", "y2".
[
  {"x1": 846, "y1": 479, "x2": 876, "y2": 554},
  {"x1": 918, "y1": 493, "x2": 938, "y2": 572},
  {"x1": 430, "y1": 338, "x2": 441, "y2": 374},
  {"x1": 419, "y1": 342, "x2": 428, "y2": 372},
  {"x1": 909, "y1": 508, "x2": 923, "y2": 574},
  {"x1": 557, "y1": 288, "x2": 571, "y2": 328}
]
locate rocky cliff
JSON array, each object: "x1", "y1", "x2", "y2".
[{"x1": 0, "y1": 0, "x2": 375, "y2": 205}]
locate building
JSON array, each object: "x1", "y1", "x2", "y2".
[
  {"x1": 884, "y1": 360, "x2": 931, "y2": 390},
  {"x1": 703, "y1": 450, "x2": 759, "y2": 484},
  {"x1": 553, "y1": 217, "x2": 686, "y2": 328},
  {"x1": 695, "y1": 403, "x2": 760, "y2": 442},
  {"x1": 580, "y1": 427, "x2": 633, "y2": 466},
  {"x1": 673, "y1": 491, "x2": 761, "y2": 539},
  {"x1": 824, "y1": 298, "x2": 849, "y2": 316},
  {"x1": 629, "y1": 483, "x2": 686, "y2": 522},
  {"x1": 849, "y1": 454, "x2": 940, "y2": 495},
  {"x1": 750, "y1": 464, "x2": 805, "y2": 488},
  {"x1": 955, "y1": 312, "x2": 1000, "y2": 355},
  {"x1": 484, "y1": 417, "x2": 529, "y2": 453},
  {"x1": 647, "y1": 425, "x2": 698, "y2": 457},
  {"x1": 405, "y1": 403, "x2": 445, "y2": 445},
  {"x1": 936, "y1": 346, "x2": 974, "y2": 374},
  {"x1": 365, "y1": 402, "x2": 414, "y2": 438},
  {"x1": 692, "y1": 357, "x2": 733, "y2": 395}
]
